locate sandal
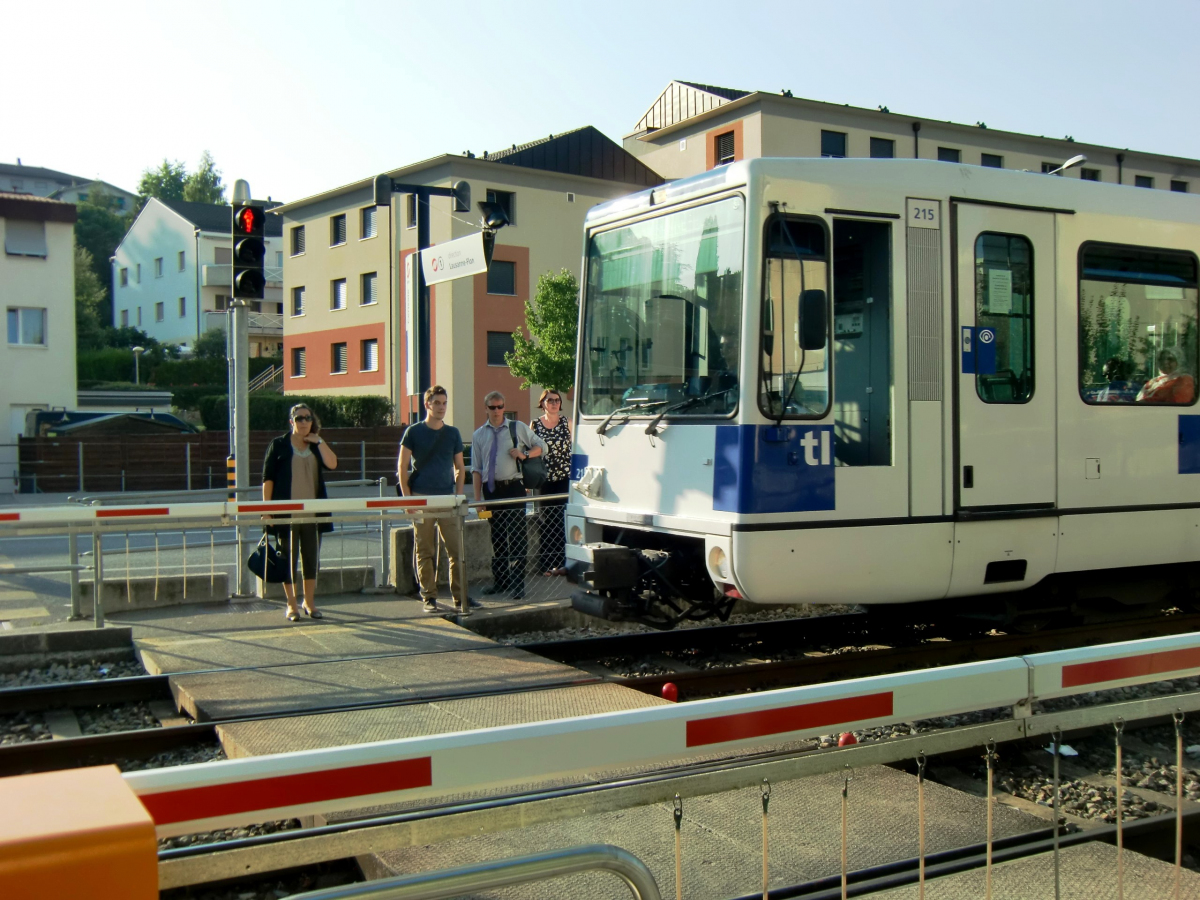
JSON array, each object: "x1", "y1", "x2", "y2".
[{"x1": 302, "y1": 605, "x2": 324, "y2": 619}]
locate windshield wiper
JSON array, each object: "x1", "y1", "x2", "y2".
[
  {"x1": 596, "y1": 400, "x2": 667, "y2": 436},
  {"x1": 644, "y1": 387, "x2": 738, "y2": 436}
]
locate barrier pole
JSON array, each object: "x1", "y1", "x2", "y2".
[
  {"x1": 1115, "y1": 718, "x2": 1125, "y2": 900},
  {"x1": 1175, "y1": 711, "x2": 1185, "y2": 900},
  {"x1": 673, "y1": 794, "x2": 682, "y2": 900},
  {"x1": 68, "y1": 530, "x2": 81, "y2": 620},
  {"x1": 916, "y1": 753, "x2": 926, "y2": 900},
  {"x1": 92, "y1": 529, "x2": 105, "y2": 628},
  {"x1": 761, "y1": 779, "x2": 771, "y2": 900},
  {"x1": 1052, "y1": 727, "x2": 1061, "y2": 900},
  {"x1": 360, "y1": 441, "x2": 366, "y2": 481}
]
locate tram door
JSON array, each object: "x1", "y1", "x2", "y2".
[{"x1": 953, "y1": 204, "x2": 1056, "y2": 510}]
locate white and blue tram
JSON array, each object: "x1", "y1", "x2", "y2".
[{"x1": 564, "y1": 158, "x2": 1200, "y2": 627}]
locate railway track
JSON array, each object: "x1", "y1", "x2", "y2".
[{"x1": 5, "y1": 608, "x2": 1200, "y2": 776}]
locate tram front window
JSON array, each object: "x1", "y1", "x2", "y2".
[{"x1": 580, "y1": 196, "x2": 744, "y2": 416}]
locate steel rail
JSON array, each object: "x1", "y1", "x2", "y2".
[{"x1": 284, "y1": 844, "x2": 660, "y2": 900}]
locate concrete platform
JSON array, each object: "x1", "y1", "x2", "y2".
[
  {"x1": 218, "y1": 682, "x2": 667, "y2": 758},
  {"x1": 878, "y1": 842, "x2": 1200, "y2": 898},
  {"x1": 362, "y1": 765, "x2": 1047, "y2": 900}
]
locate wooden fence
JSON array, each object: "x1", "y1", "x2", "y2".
[{"x1": 16, "y1": 427, "x2": 409, "y2": 495}]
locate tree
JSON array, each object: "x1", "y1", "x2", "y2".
[
  {"x1": 505, "y1": 269, "x2": 579, "y2": 392},
  {"x1": 74, "y1": 187, "x2": 130, "y2": 320},
  {"x1": 192, "y1": 328, "x2": 228, "y2": 360},
  {"x1": 183, "y1": 151, "x2": 227, "y2": 205},
  {"x1": 136, "y1": 159, "x2": 187, "y2": 205},
  {"x1": 74, "y1": 246, "x2": 108, "y2": 351}
]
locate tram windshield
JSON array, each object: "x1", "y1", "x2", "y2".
[{"x1": 580, "y1": 196, "x2": 744, "y2": 416}]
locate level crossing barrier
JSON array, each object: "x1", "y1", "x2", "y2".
[{"x1": 113, "y1": 629, "x2": 1200, "y2": 838}]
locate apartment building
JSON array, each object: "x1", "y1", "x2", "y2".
[
  {"x1": 113, "y1": 198, "x2": 285, "y2": 355},
  {"x1": 625, "y1": 81, "x2": 1200, "y2": 189},
  {"x1": 1, "y1": 193, "x2": 77, "y2": 492},
  {"x1": 0, "y1": 161, "x2": 137, "y2": 211},
  {"x1": 275, "y1": 127, "x2": 660, "y2": 430}
]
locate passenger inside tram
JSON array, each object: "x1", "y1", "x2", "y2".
[
  {"x1": 1136, "y1": 348, "x2": 1195, "y2": 403},
  {"x1": 1095, "y1": 357, "x2": 1138, "y2": 403}
]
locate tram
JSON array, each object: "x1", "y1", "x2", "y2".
[{"x1": 564, "y1": 158, "x2": 1200, "y2": 627}]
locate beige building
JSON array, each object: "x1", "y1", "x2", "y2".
[
  {"x1": 274, "y1": 127, "x2": 660, "y2": 429},
  {"x1": 1, "y1": 193, "x2": 77, "y2": 493},
  {"x1": 625, "y1": 81, "x2": 1200, "y2": 190}
]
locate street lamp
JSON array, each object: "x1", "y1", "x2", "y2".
[
  {"x1": 1046, "y1": 154, "x2": 1088, "y2": 177},
  {"x1": 132, "y1": 346, "x2": 145, "y2": 385}
]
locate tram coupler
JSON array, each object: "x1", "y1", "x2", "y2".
[{"x1": 564, "y1": 541, "x2": 641, "y2": 591}]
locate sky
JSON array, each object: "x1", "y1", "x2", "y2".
[{"x1": 7, "y1": 0, "x2": 1200, "y2": 203}]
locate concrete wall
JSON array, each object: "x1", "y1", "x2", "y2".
[{"x1": 1, "y1": 214, "x2": 76, "y2": 492}]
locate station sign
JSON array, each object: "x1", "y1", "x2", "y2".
[{"x1": 420, "y1": 232, "x2": 488, "y2": 286}]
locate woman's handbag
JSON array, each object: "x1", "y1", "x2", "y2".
[
  {"x1": 509, "y1": 421, "x2": 547, "y2": 489},
  {"x1": 247, "y1": 530, "x2": 289, "y2": 583}
]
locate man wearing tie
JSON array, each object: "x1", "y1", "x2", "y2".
[{"x1": 471, "y1": 391, "x2": 547, "y2": 599}]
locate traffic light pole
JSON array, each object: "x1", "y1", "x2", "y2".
[{"x1": 231, "y1": 298, "x2": 250, "y2": 596}]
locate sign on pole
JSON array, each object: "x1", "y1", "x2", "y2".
[{"x1": 420, "y1": 232, "x2": 488, "y2": 286}]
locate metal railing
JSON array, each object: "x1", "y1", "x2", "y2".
[{"x1": 287, "y1": 845, "x2": 660, "y2": 900}]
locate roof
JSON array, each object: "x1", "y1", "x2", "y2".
[
  {"x1": 632, "y1": 81, "x2": 752, "y2": 134},
  {"x1": 0, "y1": 192, "x2": 77, "y2": 223},
  {"x1": 48, "y1": 179, "x2": 137, "y2": 200},
  {"x1": 483, "y1": 126, "x2": 661, "y2": 187},
  {"x1": 0, "y1": 162, "x2": 86, "y2": 184},
  {"x1": 159, "y1": 198, "x2": 284, "y2": 237}
]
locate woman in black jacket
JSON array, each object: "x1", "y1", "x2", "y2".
[{"x1": 262, "y1": 404, "x2": 338, "y2": 621}]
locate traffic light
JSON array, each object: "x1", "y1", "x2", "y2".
[{"x1": 232, "y1": 201, "x2": 266, "y2": 300}]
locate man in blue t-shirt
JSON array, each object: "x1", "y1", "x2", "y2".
[{"x1": 399, "y1": 385, "x2": 470, "y2": 613}]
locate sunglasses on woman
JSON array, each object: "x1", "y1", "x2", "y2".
[{"x1": 293, "y1": 415, "x2": 313, "y2": 422}]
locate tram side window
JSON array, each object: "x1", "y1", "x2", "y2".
[
  {"x1": 760, "y1": 216, "x2": 830, "y2": 419},
  {"x1": 975, "y1": 233, "x2": 1034, "y2": 404},
  {"x1": 1078, "y1": 243, "x2": 1198, "y2": 405}
]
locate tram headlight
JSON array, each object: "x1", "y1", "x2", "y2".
[
  {"x1": 569, "y1": 525, "x2": 583, "y2": 545},
  {"x1": 708, "y1": 546, "x2": 730, "y2": 579}
]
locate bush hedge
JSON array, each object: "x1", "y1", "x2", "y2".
[
  {"x1": 151, "y1": 356, "x2": 278, "y2": 387},
  {"x1": 197, "y1": 393, "x2": 395, "y2": 430},
  {"x1": 77, "y1": 351, "x2": 279, "y2": 388}
]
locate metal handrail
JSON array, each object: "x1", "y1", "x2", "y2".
[
  {"x1": 283, "y1": 844, "x2": 660, "y2": 900},
  {"x1": 67, "y1": 479, "x2": 380, "y2": 505}
]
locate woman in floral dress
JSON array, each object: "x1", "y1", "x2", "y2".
[{"x1": 531, "y1": 389, "x2": 572, "y2": 576}]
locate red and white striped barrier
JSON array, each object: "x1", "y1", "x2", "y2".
[
  {"x1": 0, "y1": 495, "x2": 464, "y2": 528},
  {"x1": 120, "y1": 630, "x2": 1200, "y2": 837},
  {"x1": 127, "y1": 658, "x2": 1029, "y2": 837}
]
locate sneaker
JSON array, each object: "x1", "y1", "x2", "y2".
[
  {"x1": 467, "y1": 597, "x2": 483, "y2": 609},
  {"x1": 422, "y1": 599, "x2": 438, "y2": 613}
]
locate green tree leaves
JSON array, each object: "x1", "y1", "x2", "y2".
[
  {"x1": 183, "y1": 151, "x2": 226, "y2": 204},
  {"x1": 505, "y1": 269, "x2": 579, "y2": 392},
  {"x1": 134, "y1": 151, "x2": 227, "y2": 214}
]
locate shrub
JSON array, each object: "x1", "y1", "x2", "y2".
[
  {"x1": 151, "y1": 356, "x2": 277, "y2": 387},
  {"x1": 197, "y1": 393, "x2": 395, "y2": 430}
]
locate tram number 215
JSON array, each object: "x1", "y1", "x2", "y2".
[{"x1": 907, "y1": 199, "x2": 940, "y2": 229}]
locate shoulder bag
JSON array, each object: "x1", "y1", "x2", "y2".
[
  {"x1": 247, "y1": 530, "x2": 289, "y2": 583},
  {"x1": 510, "y1": 420, "x2": 547, "y2": 489}
]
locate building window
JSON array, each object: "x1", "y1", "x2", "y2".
[
  {"x1": 869, "y1": 137, "x2": 894, "y2": 159},
  {"x1": 214, "y1": 246, "x2": 232, "y2": 264},
  {"x1": 154, "y1": 257, "x2": 163, "y2": 277},
  {"x1": 975, "y1": 232, "x2": 1034, "y2": 404},
  {"x1": 487, "y1": 259, "x2": 516, "y2": 295},
  {"x1": 487, "y1": 331, "x2": 515, "y2": 366},
  {"x1": 1136, "y1": 175, "x2": 1154, "y2": 189},
  {"x1": 361, "y1": 272, "x2": 377, "y2": 305},
  {"x1": 1078, "y1": 243, "x2": 1198, "y2": 405},
  {"x1": 120, "y1": 309, "x2": 128, "y2": 327},
  {"x1": 1172, "y1": 180, "x2": 1189, "y2": 193},
  {"x1": 331, "y1": 278, "x2": 347, "y2": 310},
  {"x1": 821, "y1": 130, "x2": 847, "y2": 158},
  {"x1": 361, "y1": 205, "x2": 377, "y2": 238},
  {"x1": 1042, "y1": 162, "x2": 1066, "y2": 176},
  {"x1": 567, "y1": 192, "x2": 576, "y2": 202},
  {"x1": 486, "y1": 189, "x2": 515, "y2": 225},
  {"x1": 274, "y1": 250, "x2": 283, "y2": 267},
  {"x1": 136, "y1": 263, "x2": 141, "y2": 283},
  {"x1": 361, "y1": 338, "x2": 378, "y2": 372},
  {"x1": 938, "y1": 147, "x2": 961, "y2": 163},
  {"x1": 179, "y1": 296, "x2": 186, "y2": 317},
  {"x1": 331, "y1": 342, "x2": 348, "y2": 374},
  {"x1": 981, "y1": 153, "x2": 1003, "y2": 168},
  {"x1": 292, "y1": 347, "x2": 306, "y2": 377},
  {"x1": 291, "y1": 286, "x2": 305, "y2": 316},
  {"x1": 714, "y1": 131, "x2": 736, "y2": 165},
  {"x1": 3, "y1": 219, "x2": 47, "y2": 257},
  {"x1": 155, "y1": 301, "x2": 165, "y2": 322},
  {"x1": 120, "y1": 268, "x2": 128, "y2": 286},
  {"x1": 330, "y1": 214, "x2": 347, "y2": 246},
  {"x1": 6, "y1": 307, "x2": 46, "y2": 346},
  {"x1": 291, "y1": 225, "x2": 306, "y2": 255},
  {"x1": 215, "y1": 294, "x2": 230, "y2": 310},
  {"x1": 406, "y1": 194, "x2": 417, "y2": 229},
  {"x1": 1081, "y1": 168, "x2": 1101, "y2": 182},
  {"x1": 178, "y1": 250, "x2": 186, "y2": 272},
  {"x1": 136, "y1": 307, "x2": 142, "y2": 326}
]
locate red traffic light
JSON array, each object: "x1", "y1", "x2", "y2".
[{"x1": 235, "y1": 206, "x2": 259, "y2": 234}]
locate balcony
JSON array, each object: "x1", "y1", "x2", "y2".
[
  {"x1": 202, "y1": 264, "x2": 283, "y2": 287},
  {"x1": 203, "y1": 310, "x2": 283, "y2": 335}
]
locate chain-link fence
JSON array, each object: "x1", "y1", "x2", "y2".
[{"x1": 475, "y1": 493, "x2": 569, "y2": 603}]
